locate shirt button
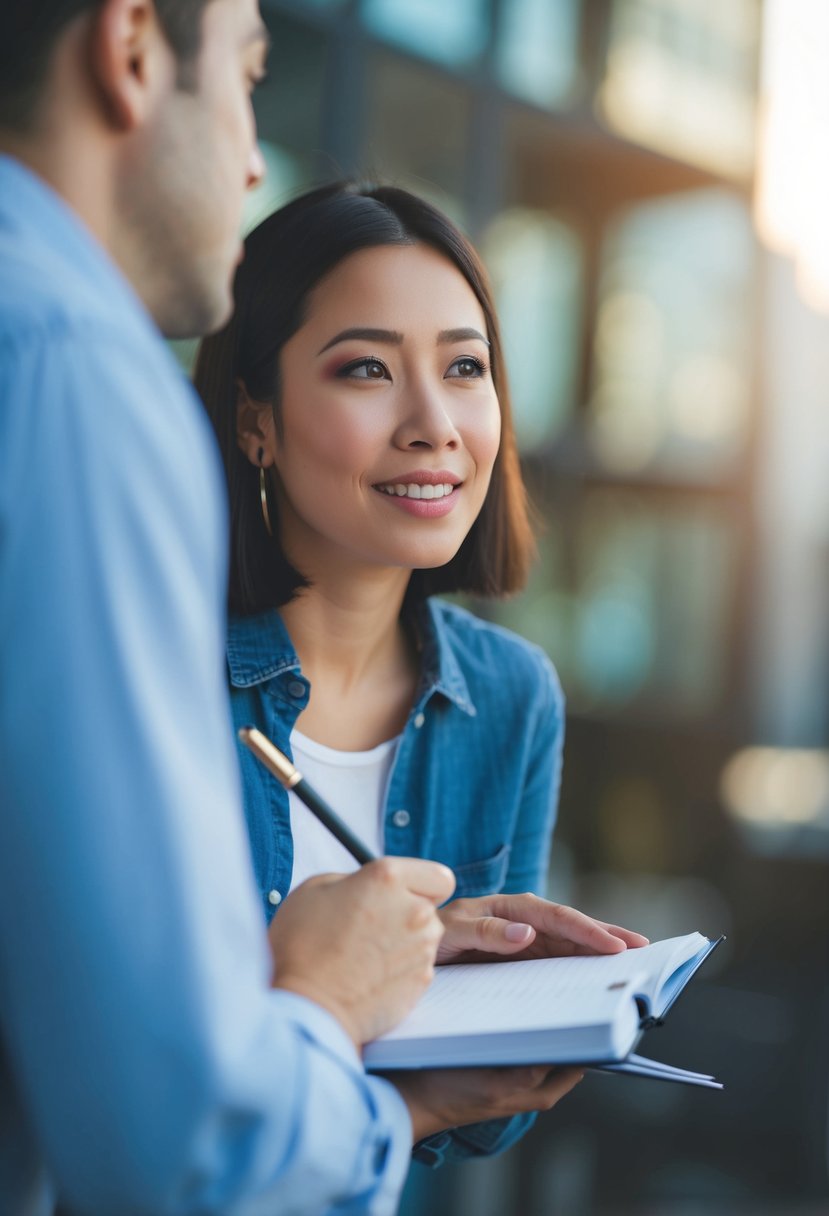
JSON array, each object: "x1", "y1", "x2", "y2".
[
  {"x1": 413, "y1": 712, "x2": 425, "y2": 729},
  {"x1": 391, "y1": 809, "x2": 410, "y2": 828},
  {"x1": 287, "y1": 680, "x2": 305, "y2": 698},
  {"x1": 268, "y1": 889, "x2": 282, "y2": 906}
]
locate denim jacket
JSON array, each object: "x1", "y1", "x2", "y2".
[{"x1": 226, "y1": 596, "x2": 565, "y2": 1167}]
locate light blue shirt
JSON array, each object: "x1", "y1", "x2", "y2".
[{"x1": 0, "y1": 156, "x2": 411, "y2": 1216}]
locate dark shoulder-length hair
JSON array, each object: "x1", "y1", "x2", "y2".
[{"x1": 194, "y1": 181, "x2": 535, "y2": 616}]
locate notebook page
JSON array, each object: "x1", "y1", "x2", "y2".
[
  {"x1": 377, "y1": 954, "x2": 649, "y2": 1043},
  {"x1": 375, "y1": 934, "x2": 709, "y2": 1046}
]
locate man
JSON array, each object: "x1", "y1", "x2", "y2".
[
  {"x1": 0, "y1": 3, "x2": 638, "y2": 1210},
  {"x1": 0, "y1": 3, "x2": 456, "y2": 1212}
]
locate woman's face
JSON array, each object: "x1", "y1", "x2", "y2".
[{"x1": 259, "y1": 243, "x2": 501, "y2": 576}]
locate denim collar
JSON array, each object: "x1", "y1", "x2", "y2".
[
  {"x1": 226, "y1": 598, "x2": 476, "y2": 716},
  {"x1": 226, "y1": 609, "x2": 301, "y2": 687}
]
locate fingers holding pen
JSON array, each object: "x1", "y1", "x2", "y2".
[
  {"x1": 270, "y1": 859, "x2": 453, "y2": 1048},
  {"x1": 366, "y1": 856, "x2": 456, "y2": 906}
]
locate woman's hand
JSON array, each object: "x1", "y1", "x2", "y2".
[
  {"x1": 436, "y1": 893, "x2": 649, "y2": 965},
  {"x1": 389, "y1": 1064, "x2": 585, "y2": 1142}
]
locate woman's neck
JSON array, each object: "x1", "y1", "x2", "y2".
[{"x1": 279, "y1": 566, "x2": 419, "y2": 751}]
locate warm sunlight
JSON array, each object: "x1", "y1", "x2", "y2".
[{"x1": 756, "y1": 0, "x2": 829, "y2": 312}]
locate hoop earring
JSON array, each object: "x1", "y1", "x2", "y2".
[{"x1": 259, "y1": 466, "x2": 273, "y2": 537}]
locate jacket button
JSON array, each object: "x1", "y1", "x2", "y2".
[
  {"x1": 391, "y1": 809, "x2": 410, "y2": 828},
  {"x1": 413, "y1": 712, "x2": 425, "y2": 728},
  {"x1": 268, "y1": 889, "x2": 282, "y2": 906},
  {"x1": 287, "y1": 680, "x2": 305, "y2": 698}
]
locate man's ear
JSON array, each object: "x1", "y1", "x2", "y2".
[
  {"x1": 89, "y1": 0, "x2": 170, "y2": 130},
  {"x1": 236, "y1": 381, "x2": 276, "y2": 467}
]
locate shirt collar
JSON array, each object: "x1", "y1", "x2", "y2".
[
  {"x1": 226, "y1": 610, "x2": 300, "y2": 687},
  {"x1": 415, "y1": 599, "x2": 476, "y2": 717},
  {"x1": 226, "y1": 599, "x2": 476, "y2": 715}
]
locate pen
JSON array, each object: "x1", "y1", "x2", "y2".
[{"x1": 238, "y1": 725, "x2": 377, "y2": 865}]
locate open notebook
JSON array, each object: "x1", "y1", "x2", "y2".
[{"x1": 364, "y1": 932, "x2": 723, "y2": 1088}]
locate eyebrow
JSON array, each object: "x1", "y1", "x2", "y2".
[
  {"x1": 318, "y1": 328, "x2": 404, "y2": 355},
  {"x1": 317, "y1": 325, "x2": 490, "y2": 355},
  {"x1": 437, "y1": 327, "x2": 490, "y2": 347}
]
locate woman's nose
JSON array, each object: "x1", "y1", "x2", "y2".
[{"x1": 392, "y1": 382, "x2": 461, "y2": 451}]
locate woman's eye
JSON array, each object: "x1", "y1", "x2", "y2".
[
  {"x1": 339, "y1": 358, "x2": 390, "y2": 381},
  {"x1": 446, "y1": 356, "x2": 487, "y2": 379}
]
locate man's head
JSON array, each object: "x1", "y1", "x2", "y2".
[
  {"x1": 0, "y1": 1, "x2": 211, "y2": 131},
  {"x1": 0, "y1": 0, "x2": 268, "y2": 337}
]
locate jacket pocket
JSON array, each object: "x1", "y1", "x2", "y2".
[{"x1": 451, "y1": 843, "x2": 511, "y2": 899}]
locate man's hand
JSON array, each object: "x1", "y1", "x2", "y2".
[
  {"x1": 390, "y1": 1064, "x2": 585, "y2": 1142},
  {"x1": 269, "y1": 858, "x2": 456, "y2": 1048},
  {"x1": 436, "y1": 893, "x2": 649, "y2": 965}
]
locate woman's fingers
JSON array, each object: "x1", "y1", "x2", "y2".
[{"x1": 437, "y1": 912, "x2": 536, "y2": 962}]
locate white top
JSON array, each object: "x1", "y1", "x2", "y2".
[{"x1": 288, "y1": 729, "x2": 398, "y2": 891}]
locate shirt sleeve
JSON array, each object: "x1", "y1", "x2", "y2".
[
  {"x1": 0, "y1": 326, "x2": 412, "y2": 1216},
  {"x1": 412, "y1": 647, "x2": 565, "y2": 1168}
]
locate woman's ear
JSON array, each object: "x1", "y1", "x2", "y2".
[{"x1": 236, "y1": 380, "x2": 275, "y2": 467}]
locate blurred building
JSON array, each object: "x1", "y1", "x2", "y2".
[{"x1": 229, "y1": 1, "x2": 829, "y2": 1212}]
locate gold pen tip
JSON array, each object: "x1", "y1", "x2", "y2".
[{"x1": 238, "y1": 726, "x2": 301, "y2": 788}]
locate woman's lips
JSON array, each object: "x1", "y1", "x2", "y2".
[{"x1": 372, "y1": 483, "x2": 460, "y2": 518}]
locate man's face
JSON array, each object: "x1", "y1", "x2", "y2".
[{"x1": 122, "y1": 0, "x2": 268, "y2": 337}]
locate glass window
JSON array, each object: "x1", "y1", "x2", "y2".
[
  {"x1": 486, "y1": 523, "x2": 574, "y2": 673},
  {"x1": 361, "y1": 0, "x2": 490, "y2": 70},
  {"x1": 599, "y1": 0, "x2": 759, "y2": 178},
  {"x1": 363, "y1": 52, "x2": 470, "y2": 222},
  {"x1": 254, "y1": 12, "x2": 327, "y2": 178},
  {"x1": 495, "y1": 0, "x2": 582, "y2": 110},
  {"x1": 491, "y1": 493, "x2": 736, "y2": 716},
  {"x1": 571, "y1": 493, "x2": 735, "y2": 712},
  {"x1": 482, "y1": 208, "x2": 583, "y2": 450},
  {"x1": 587, "y1": 188, "x2": 755, "y2": 481}
]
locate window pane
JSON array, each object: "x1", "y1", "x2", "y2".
[
  {"x1": 495, "y1": 0, "x2": 582, "y2": 110},
  {"x1": 600, "y1": 0, "x2": 759, "y2": 178},
  {"x1": 491, "y1": 494, "x2": 736, "y2": 716},
  {"x1": 587, "y1": 188, "x2": 755, "y2": 480},
  {"x1": 364, "y1": 52, "x2": 470, "y2": 221},
  {"x1": 256, "y1": 12, "x2": 328, "y2": 161},
  {"x1": 361, "y1": 0, "x2": 490, "y2": 70},
  {"x1": 571, "y1": 494, "x2": 735, "y2": 711},
  {"x1": 483, "y1": 208, "x2": 582, "y2": 450}
]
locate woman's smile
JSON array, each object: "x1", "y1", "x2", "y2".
[
  {"x1": 373, "y1": 483, "x2": 461, "y2": 517},
  {"x1": 373, "y1": 469, "x2": 463, "y2": 517}
]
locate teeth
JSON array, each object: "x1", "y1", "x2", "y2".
[{"x1": 378, "y1": 483, "x2": 455, "y2": 500}]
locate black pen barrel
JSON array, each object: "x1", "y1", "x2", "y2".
[{"x1": 295, "y1": 778, "x2": 377, "y2": 865}]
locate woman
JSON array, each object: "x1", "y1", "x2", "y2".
[{"x1": 195, "y1": 182, "x2": 645, "y2": 1163}]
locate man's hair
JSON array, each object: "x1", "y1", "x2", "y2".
[
  {"x1": 194, "y1": 181, "x2": 536, "y2": 615},
  {"x1": 0, "y1": 0, "x2": 213, "y2": 131}
]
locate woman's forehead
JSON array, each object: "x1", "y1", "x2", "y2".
[{"x1": 302, "y1": 243, "x2": 488, "y2": 337}]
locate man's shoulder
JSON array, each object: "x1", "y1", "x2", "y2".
[
  {"x1": 0, "y1": 231, "x2": 136, "y2": 350},
  {"x1": 0, "y1": 224, "x2": 191, "y2": 424},
  {"x1": 0, "y1": 229, "x2": 214, "y2": 530}
]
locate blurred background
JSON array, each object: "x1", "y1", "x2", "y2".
[{"x1": 193, "y1": 0, "x2": 829, "y2": 1211}]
